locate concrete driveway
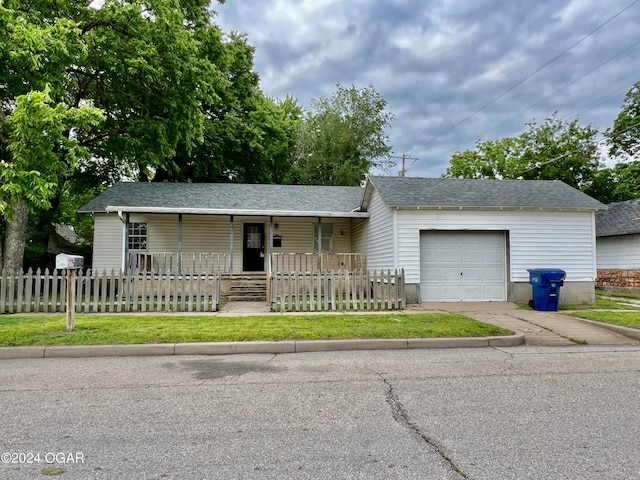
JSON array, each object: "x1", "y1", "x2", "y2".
[{"x1": 411, "y1": 302, "x2": 640, "y2": 346}]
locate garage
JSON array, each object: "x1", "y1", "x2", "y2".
[{"x1": 420, "y1": 231, "x2": 506, "y2": 302}]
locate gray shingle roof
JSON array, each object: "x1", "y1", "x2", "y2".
[
  {"x1": 595, "y1": 199, "x2": 640, "y2": 237},
  {"x1": 78, "y1": 182, "x2": 365, "y2": 216},
  {"x1": 367, "y1": 176, "x2": 604, "y2": 210}
]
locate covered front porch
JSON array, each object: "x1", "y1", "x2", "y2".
[{"x1": 119, "y1": 211, "x2": 368, "y2": 276}]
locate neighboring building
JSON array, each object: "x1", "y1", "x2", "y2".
[
  {"x1": 595, "y1": 199, "x2": 640, "y2": 288},
  {"x1": 79, "y1": 176, "x2": 604, "y2": 304}
]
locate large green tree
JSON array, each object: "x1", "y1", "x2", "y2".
[
  {"x1": 0, "y1": 0, "x2": 234, "y2": 270},
  {"x1": 293, "y1": 83, "x2": 394, "y2": 186},
  {"x1": 0, "y1": 3, "x2": 104, "y2": 271},
  {"x1": 607, "y1": 81, "x2": 640, "y2": 160},
  {"x1": 153, "y1": 34, "x2": 302, "y2": 184},
  {"x1": 444, "y1": 114, "x2": 604, "y2": 197}
]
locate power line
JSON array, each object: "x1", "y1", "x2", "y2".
[
  {"x1": 406, "y1": 0, "x2": 640, "y2": 157},
  {"x1": 444, "y1": 40, "x2": 640, "y2": 156}
]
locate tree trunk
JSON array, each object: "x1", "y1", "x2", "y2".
[{"x1": 3, "y1": 198, "x2": 29, "y2": 272}]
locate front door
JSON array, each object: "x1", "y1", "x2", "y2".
[{"x1": 243, "y1": 223, "x2": 265, "y2": 271}]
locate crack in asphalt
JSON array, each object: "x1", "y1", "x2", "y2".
[
  {"x1": 370, "y1": 369, "x2": 468, "y2": 479},
  {"x1": 490, "y1": 346, "x2": 520, "y2": 375}
]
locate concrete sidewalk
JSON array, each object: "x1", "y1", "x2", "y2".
[{"x1": 412, "y1": 302, "x2": 640, "y2": 347}]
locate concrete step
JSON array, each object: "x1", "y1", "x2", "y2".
[
  {"x1": 227, "y1": 276, "x2": 267, "y2": 301},
  {"x1": 227, "y1": 295, "x2": 267, "y2": 302}
]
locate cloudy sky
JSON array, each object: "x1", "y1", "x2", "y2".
[{"x1": 214, "y1": 0, "x2": 640, "y2": 177}]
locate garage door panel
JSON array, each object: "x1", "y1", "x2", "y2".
[
  {"x1": 461, "y1": 286, "x2": 483, "y2": 302},
  {"x1": 483, "y1": 248, "x2": 504, "y2": 262},
  {"x1": 484, "y1": 267, "x2": 505, "y2": 282},
  {"x1": 439, "y1": 247, "x2": 464, "y2": 262},
  {"x1": 438, "y1": 286, "x2": 462, "y2": 302},
  {"x1": 462, "y1": 249, "x2": 482, "y2": 263},
  {"x1": 484, "y1": 286, "x2": 506, "y2": 300},
  {"x1": 420, "y1": 231, "x2": 506, "y2": 302},
  {"x1": 440, "y1": 268, "x2": 462, "y2": 281},
  {"x1": 462, "y1": 268, "x2": 482, "y2": 281}
]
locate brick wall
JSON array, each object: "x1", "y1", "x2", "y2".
[{"x1": 596, "y1": 269, "x2": 640, "y2": 288}]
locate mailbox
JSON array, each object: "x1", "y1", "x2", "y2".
[{"x1": 56, "y1": 253, "x2": 84, "y2": 269}]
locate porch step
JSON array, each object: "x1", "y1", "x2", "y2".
[{"x1": 227, "y1": 276, "x2": 267, "y2": 301}]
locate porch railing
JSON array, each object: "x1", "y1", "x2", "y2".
[
  {"x1": 128, "y1": 252, "x2": 230, "y2": 274},
  {"x1": 0, "y1": 268, "x2": 221, "y2": 313},
  {"x1": 272, "y1": 253, "x2": 366, "y2": 273}
]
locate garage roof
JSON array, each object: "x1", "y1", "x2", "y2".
[{"x1": 366, "y1": 176, "x2": 604, "y2": 210}]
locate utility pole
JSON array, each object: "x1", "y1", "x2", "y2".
[{"x1": 390, "y1": 154, "x2": 418, "y2": 177}]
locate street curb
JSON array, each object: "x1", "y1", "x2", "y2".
[
  {"x1": 0, "y1": 333, "x2": 525, "y2": 360},
  {"x1": 296, "y1": 339, "x2": 409, "y2": 352},
  {"x1": 45, "y1": 344, "x2": 175, "y2": 358},
  {"x1": 175, "y1": 341, "x2": 296, "y2": 355},
  {"x1": 0, "y1": 346, "x2": 45, "y2": 359},
  {"x1": 575, "y1": 318, "x2": 640, "y2": 340}
]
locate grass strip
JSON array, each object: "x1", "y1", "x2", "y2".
[
  {"x1": 571, "y1": 311, "x2": 640, "y2": 329},
  {"x1": 0, "y1": 313, "x2": 512, "y2": 347}
]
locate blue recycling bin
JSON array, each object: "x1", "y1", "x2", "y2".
[{"x1": 527, "y1": 268, "x2": 565, "y2": 311}]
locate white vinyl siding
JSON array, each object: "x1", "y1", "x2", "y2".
[
  {"x1": 92, "y1": 214, "x2": 123, "y2": 271},
  {"x1": 396, "y1": 209, "x2": 596, "y2": 284},
  {"x1": 351, "y1": 218, "x2": 368, "y2": 253},
  {"x1": 597, "y1": 235, "x2": 640, "y2": 269},
  {"x1": 364, "y1": 188, "x2": 394, "y2": 270}
]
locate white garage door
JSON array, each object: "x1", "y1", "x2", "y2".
[{"x1": 420, "y1": 231, "x2": 506, "y2": 302}]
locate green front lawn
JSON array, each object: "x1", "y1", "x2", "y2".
[
  {"x1": 571, "y1": 311, "x2": 640, "y2": 329},
  {"x1": 0, "y1": 313, "x2": 512, "y2": 347}
]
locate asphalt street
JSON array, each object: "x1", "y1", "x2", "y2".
[{"x1": 1, "y1": 346, "x2": 639, "y2": 479}]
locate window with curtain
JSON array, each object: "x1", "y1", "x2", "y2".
[{"x1": 313, "y1": 223, "x2": 334, "y2": 252}]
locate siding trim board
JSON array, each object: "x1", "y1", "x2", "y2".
[{"x1": 104, "y1": 206, "x2": 369, "y2": 219}]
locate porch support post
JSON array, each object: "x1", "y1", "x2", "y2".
[
  {"x1": 317, "y1": 217, "x2": 322, "y2": 271},
  {"x1": 268, "y1": 216, "x2": 274, "y2": 274},
  {"x1": 267, "y1": 216, "x2": 274, "y2": 303},
  {"x1": 177, "y1": 213, "x2": 183, "y2": 275},
  {"x1": 229, "y1": 215, "x2": 234, "y2": 276},
  {"x1": 124, "y1": 213, "x2": 130, "y2": 273}
]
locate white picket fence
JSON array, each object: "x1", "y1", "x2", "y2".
[
  {"x1": 269, "y1": 269, "x2": 405, "y2": 312},
  {"x1": 0, "y1": 269, "x2": 221, "y2": 314}
]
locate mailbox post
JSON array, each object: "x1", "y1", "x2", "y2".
[{"x1": 56, "y1": 254, "x2": 84, "y2": 332}]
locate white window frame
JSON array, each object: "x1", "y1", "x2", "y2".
[
  {"x1": 128, "y1": 222, "x2": 148, "y2": 251},
  {"x1": 313, "y1": 223, "x2": 334, "y2": 253}
]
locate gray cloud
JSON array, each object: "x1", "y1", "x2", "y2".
[{"x1": 216, "y1": 0, "x2": 640, "y2": 177}]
